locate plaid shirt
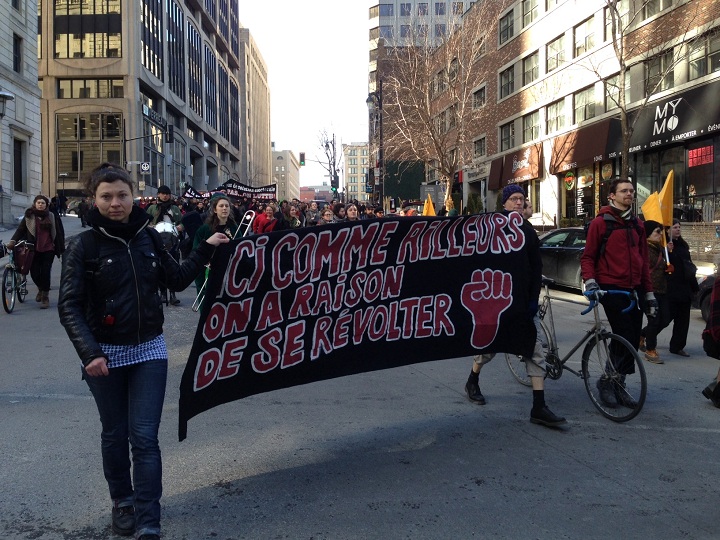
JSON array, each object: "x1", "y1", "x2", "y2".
[{"x1": 99, "y1": 334, "x2": 168, "y2": 369}]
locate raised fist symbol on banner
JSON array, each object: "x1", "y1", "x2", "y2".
[{"x1": 460, "y1": 269, "x2": 513, "y2": 349}]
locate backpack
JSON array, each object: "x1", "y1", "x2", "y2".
[{"x1": 585, "y1": 213, "x2": 644, "y2": 260}]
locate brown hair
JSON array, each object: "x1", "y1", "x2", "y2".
[{"x1": 85, "y1": 163, "x2": 133, "y2": 196}]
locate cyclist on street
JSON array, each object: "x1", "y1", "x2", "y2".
[{"x1": 581, "y1": 177, "x2": 656, "y2": 408}]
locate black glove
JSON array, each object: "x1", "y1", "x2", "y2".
[{"x1": 583, "y1": 279, "x2": 600, "y2": 299}]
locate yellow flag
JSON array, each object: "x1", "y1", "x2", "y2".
[
  {"x1": 658, "y1": 169, "x2": 674, "y2": 226},
  {"x1": 423, "y1": 194, "x2": 436, "y2": 216},
  {"x1": 641, "y1": 192, "x2": 662, "y2": 224}
]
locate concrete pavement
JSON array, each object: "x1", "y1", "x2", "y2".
[{"x1": 0, "y1": 220, "x2": 719, "y2": 539}]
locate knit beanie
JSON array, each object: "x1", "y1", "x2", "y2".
[
  {"x1": 644, "y1": 220, "x2": 662, "y2": 238},
  {"x1": 502, "y1": 184, "x2": 525, "y2": 204}
]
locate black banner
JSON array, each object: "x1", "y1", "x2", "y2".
[
  {"x1": 179, "y1": 213, "x2": 537, "y2": 440},
  {"x1": 182, "y1": 182, "x2": 278, "y2": 201}
]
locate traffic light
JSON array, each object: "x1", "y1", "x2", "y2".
[
  {"x1": 299, "y1": 152, "x2": 305, "y2": 166},
  {"x1": 167, "y1": 125, "x2": 174, "y2": 144},
  {"x1": 331, "y1": 173, "x2": 339, "y2": 189}
]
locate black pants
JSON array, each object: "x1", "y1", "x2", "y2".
[
  {"x1": 667, "y1": 299, "x2": 691, "y2": 352},
  {"x1": 30, "y1": 250, "x2": 55, "y2": 291},
  {"x1": 599, "y1": 286, "x2": 643, "y2": 374},
  {"x1": 642, "y1": 293, "x2": 671, "y2": 350}
]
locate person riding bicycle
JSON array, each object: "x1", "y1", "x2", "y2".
[
  {"x1": 146, "y1": 186, "x2": 184, "y2": 305},
  {"x1": 580, "y1": 177, "x2": 656, "y2": 408},
  {"x1": 464, "y1": 184, "x2": 567, "y2": 428}
]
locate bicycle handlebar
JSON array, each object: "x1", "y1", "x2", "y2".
[{"x1": 581, "y1": 290, "x2": 636, "y2": 316}]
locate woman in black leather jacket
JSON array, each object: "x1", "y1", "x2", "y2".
[{"x1": 58, "y1": 163, "x2": 229, "y2": 540}]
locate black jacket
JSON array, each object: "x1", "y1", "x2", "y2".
[{"x1": 58, "y1": 220, "x2": 215, "y2": 366}]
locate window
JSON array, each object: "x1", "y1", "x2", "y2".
[
  {"x1": 418, "y1": 24, "x2": 428, "y2": 39},
  {"x1": 643, "y1": 0, "x2": 672, "y2": 20},
  {"x1": 499, "y1": 10, "x2": 514, "y2": 44},
  {"x1": 12, "y1": 0, "x2": 20, "y2": 10},
  {"x1": 13, "y1": 34, "x2": 22, "y2": 73},
  {"x1": 499, "y1": 66, "x2": 514, "y2": 98},
  {"x1": 523, "y1": 52, "x2": 539, "y2": 85},
  {"x1": 449, "y1": 58, "x2": 458, "y2": 83},
  {"x1": 546, "y1": 0, "x2": 561, "y2": 8},
  {"x1": 452, "y1": 2, "x2": 464, "y2": 15},
  {"x1": 400, "y1": 25, "x2": 411, "y2": 38},
  {"x1": 379, "y1": 4, "x2": 394, "y2": 16},
  {"x1": 472, "y1": 86, "x2": 486, "y2": 108},
  {"x1": 604, "y1": 2, "x2": 629, "y2": 41},
  {"x1": 474, "y1": 36, "x2": 487, "y2": 60},
  {"x1": 688, "y1": 146, "x2": 713, "y2": 168},
  {"x1": 400, "y1": 2, "x2": 412, "y2": 16},
  {"x1": 574, "y1": 17, "x2": 595, "y2": 57},
  {"x1": 605, "y1": 74, "x2": 619, "y2": 111},
  {"x1": 688, "y1": 33, "x2": 720, "y2": 81},
  {"x1": 474, "y1": 137, "x2": 486, "y2": 158},
  {"x1": 435, "y1": 2, "x2": 446, "y2": 15},
  {"x1": 547, "y1": 99, "x2": 566, "y2": 133},
  {"x1": 434, "y1": 69, "x2": 447, "y2": 95},
  {"x1": 522, "y1": 0, "x2": 538, "y2": 28},
  {"x1": 435, "y1": 24, "x2": 446, "y2": 38},
  {"x1": 14, "y1": 139, "x2": 27, "y2": 192},
  {"x1": 646, "y1": 50, "x2": 674, "y2": 95},
  {"x1": 523, "y1": 111, "x2": 540, "y2": 142},
  {"x1": 500, "y1": 121, "x2": 515, "y2": 151},
  {"x1": 380, "y1": 26, "x2": 393, "y2": 39},
  {"x1": 574, "y1": 86, "x2": 596, "y2": 123},
  {"x1": 418, "y1": 2, "x2": 429, "y2": 15},
  {"x1": 547, "y1": 35, "x2": 565, "y2": 72}
]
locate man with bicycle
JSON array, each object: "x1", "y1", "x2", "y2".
[
  {"x1": 581, "y1": 177, "x2": 657, "y2": 408},
  {"x1": 464, "y1": 184, "x2": 567, "y2": 428}
]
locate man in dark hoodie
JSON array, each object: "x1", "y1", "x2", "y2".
[{"x1": 147, "y1": 186, "x2": 184, "y2": 305}]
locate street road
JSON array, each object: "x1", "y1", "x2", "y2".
[{"x1": 0, "y1": 217, "x2": 718, "y2": 539}]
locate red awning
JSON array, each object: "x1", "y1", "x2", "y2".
[{"x1": 550, "y1": 119, "x2": 611, "y2": 174}]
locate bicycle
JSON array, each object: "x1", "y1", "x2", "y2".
[
  {"x1": 1, "y1": 240, "x2": 32, "y2": 314},
  {"x1": 505, "y1": 277, "x2": 647, "y2": 422}
]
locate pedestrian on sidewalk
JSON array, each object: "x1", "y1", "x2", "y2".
[
  {"x1": 6, "y1": 194, "x2": 65, "y2": 308},
  {"x1": 665, "y1": 219, "x2": 699, "y2": 357},
  {"x1": 640, "y1": 220, "x2": 670, "y2": 364},
  {"x1": 58, "y1": 163, "x2": 230, "y2": 540}
]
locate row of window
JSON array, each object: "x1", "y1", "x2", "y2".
[{"x1": 373, "y1": 2, "x2": 468, "y2": 18}]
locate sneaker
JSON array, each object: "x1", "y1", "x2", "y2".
[
  {"x1": 530, "y1": 405, "x2": 567, "y2": 427},
  {"x1": 464, "y1": 380, "x2": 486, "y2": 405},
  {"x1": 670, "y1": 349, "x2": 690, "y2": 357},
  {"x1": 111, "y1": 505, "x2": 135, "y2": 536},
  {"x1": 596, "y1": 377, "x2": 618, "y2": 408},
  {"x1": 644, "y1": 350, "x2": 663, "y2": 364},
  {"x1": 638, "y1": 336, "x2": 646, "y2": 352}
]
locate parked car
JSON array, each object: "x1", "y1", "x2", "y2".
[
  {"x1": 538, "y1": 227, "x2": 586, "y2": 290},
  {"x1": 692, "y1": 262, "x2": 717, "y2": 321}
]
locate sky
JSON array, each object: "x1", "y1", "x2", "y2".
[{"x1": 237, "y1": 1, "x2": 371, "y2": 188}]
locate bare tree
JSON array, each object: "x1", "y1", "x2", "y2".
[
  {"x1": 598, "y1": 0, "x2": 709, "y2": 178},
  {"x1": 317, "y1": 130, "x2": 342, "y2": 196},
  {"x1": 379, "y1": 0, "x2": 513, "y2": 207}
]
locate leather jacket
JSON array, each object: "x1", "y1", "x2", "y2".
[{"x1": 59, "y1": 223, "x2": 215, "y2": 366}]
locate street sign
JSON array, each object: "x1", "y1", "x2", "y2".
[
  {"x1": 138, "y1": 180, "x2": 146, "y2": 191},
  {"x1": 140, "y1": 162, "x2": 151, "y2": 175}
]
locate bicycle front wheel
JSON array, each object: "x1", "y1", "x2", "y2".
[
  {"x1": 582, "y1": 332, "x2": 646, "y2": 422},
  {"x1": 17, "y1": 274, "x2": 28, "y2": 303},
  {"x1": 505, "y1": 319, "x2": 553, "y2": 387},
  {"x1": 2, "y1": 267, "x2": 17, "y2": 313}
]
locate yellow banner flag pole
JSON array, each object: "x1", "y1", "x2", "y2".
[{"x1": 423, "y1": 194, "x2": 436, "y2": 216}]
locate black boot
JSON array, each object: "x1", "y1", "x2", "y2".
[
  {"x1": 702, "y1": 380, "x2": 717, "y2": 401},
  {"x1": 596, "y1": 376, "x2": 618, "y2": 408},
  {"x1": 614, "y1": 375, "x2": 637, "y2": 409},
  {"x1": 710, "y1": 382, "x2": 720, "y2": 409},
  {"x1": 465, "y1": 375, "x2": 486, "y2": 405},
  {"x1": 170, "y1": 291, "x2": 180, "y2": 305}
]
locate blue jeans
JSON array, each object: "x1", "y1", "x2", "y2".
[{"x1": 84, "y1": 358, "x2": 167, "y2": 537}]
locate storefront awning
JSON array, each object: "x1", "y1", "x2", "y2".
[
  {"x1": 501, "y1": 144, "x2": 542, "y2": 184},
  {"x1": 487, "y1": 157, "x2": 504, "y2": 190},
  {"x1": 550, "y1": 119, "x2": 612, "y2": 174}
]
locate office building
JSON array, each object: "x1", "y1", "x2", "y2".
[
  {"x1": 37, "y1": 0, "x2": 271, "y2": 201},
  {"x1": 272, "y1": 149, "x2": 300, "y2": 202},
  {"x1": 342, "y1": 142, "x2": 370, "y2": 203}
]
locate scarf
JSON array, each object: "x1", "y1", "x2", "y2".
[
  {"x1": 609, "y1": 200, "x2": 633, "y2": 221},
  {"x1": 89, "y1": 206, "x2": 151, "y2": 241},
  {"x1": 24, "y1": 207, "x2": 56, "y2": 241},
  {"x1": 152, "y1": 199, "x2": 177, "y2": 224}
]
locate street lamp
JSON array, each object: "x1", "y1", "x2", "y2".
[
  {"x1": 0, "y1": 90, "x2": 15, "y2": 119},
  {"x1": 58, "y1": 172, "x2": 68, "y2": 200},
  {"x1": 366, "y1": 80, "x2": 383, "y2": 206}
]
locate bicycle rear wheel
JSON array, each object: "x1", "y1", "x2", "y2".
[
  {"x1": 505, "y1": 319, "x2": 552, "y2": 387},
  {"x1": 582, "y1": 331, "x2": 646, "y2": 422},
  {"x1": 2, "y1": 267, "x2": 17, "y2": 313},
  {"x1": 17, "y1": 274, "x2": 28, "y2": 303}
]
